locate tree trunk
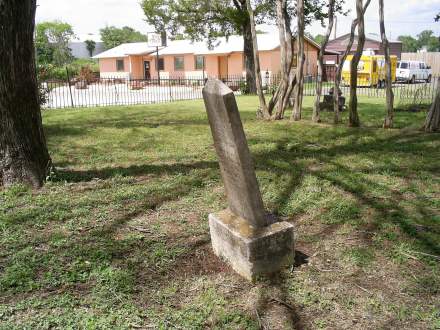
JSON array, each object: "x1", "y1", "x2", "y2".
[
  {"x1": 379, "y1": 0, "x2": 394, "y2": 128},
  {"x1": 269, "y1": 0, "x2": 296, "y2": 120},
  {"x1": 243, "y1": 20, "x2": 257, "y2": 94},
  {"x1": 246, "y1": 0, "x2": 270, "y2": 119},
  {"x1": 334, "y1": 0, "x2": 371, "y2": 124},
  {"x1": 313, "y1": 0, "x2": 335, "y2": 123},
  {"x1": 348, "y1": 0, "x2": 369, "y2": 127},
  {"x1": 424, "y1": 77, "x2": 440, "y2": 132},
  {"x1": 0, "y1": 0, "x2": 52, "y2": 188},
  {"x1": 292, "y1": 0, "x2": 305, "y2": 121}
]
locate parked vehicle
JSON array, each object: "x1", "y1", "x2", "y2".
[
  {"x1": 341, "y1": 55, "x2": 397, "y2": 87},
  {"x1": 396, "y1": 61, "x2": 432, "y2": 83}
]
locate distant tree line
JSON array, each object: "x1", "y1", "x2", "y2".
[
  {"x1": 398, "y1": 30, "x2": 440, "y2": 52},
  {"x1": 35, "y1": 21, "x2": 148, "y2": 80},
  {"x1": 312, "y1": 29, "x2": 440, "y2": 53}
]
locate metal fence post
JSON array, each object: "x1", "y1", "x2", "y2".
[{"x1": 66, "y1": 67, "x2": 74, "y2": 108}]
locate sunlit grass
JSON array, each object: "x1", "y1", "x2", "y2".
[{"x1": 0, "y1": 96, "x2": 438, "y2": 329}]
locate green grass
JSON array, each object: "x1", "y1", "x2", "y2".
[{"x1": 1, "y1": 96, "x2": 439, "y2": 329}]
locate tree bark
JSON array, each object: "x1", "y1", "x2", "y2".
[
  {"x1": 313, "y1": 0, "x2": 335, "y2": 123},
  {"x1": 424, "y1": 77, "x2": 440, "y2": 132},
  {"x1": 269, "y1": 0, "x2": 297, "y2": 120},
  {"x1": 292, "y1": 0, "x2": 305, "y2": 121},
  {"x1": 246, "y1": 0, "x2": 270, "y2": 119},
  {"x1": 243, "y1": 20, "x2": 257, "y2": 94},
  {"x1": 333, "y1": 0, "x2": 371, "y2": 124},
  {"x1": 0, "y1": 0, "x2": 52, "y2": 188},
  {"x1": 348, "y1": 0, "x2": 369, "y2": 127},
  {"x1": 379, "y1": 0, "x2": 394, "y2": 128}
]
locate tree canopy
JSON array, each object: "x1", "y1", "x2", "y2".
[
  {"x1": 140, "y1": 0, "x2": 346, "y2": 43},
  {"x1": 398, "y1": 30, "x2": 440, "y2": 52},
  {"x1": 35, "y1": 21, "x2": 75, "y2": 66},
  {"x1": 85, "y1": 40, "x2": 96, "y2": 57},
  {"x1": 100, "y1": 26, "x2": 148, "y2": 50},
  {"x1": 313, "y1": 34, "x2": 326, "y2": 45}
]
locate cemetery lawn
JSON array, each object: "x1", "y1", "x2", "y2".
[{"x1": 1, "y1": 96, "x2": 439, "y2": 329}]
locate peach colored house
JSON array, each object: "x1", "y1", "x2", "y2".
[{"x1": 94, "y1": 34, "x2": 320, "y2": 81}]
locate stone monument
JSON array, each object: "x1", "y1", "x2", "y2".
[{"x1": 203, "y1": 79, "x2": 295, "y2": 281}]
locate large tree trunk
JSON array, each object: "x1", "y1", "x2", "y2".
[
  {"x1": 313, "y1": 0, "x2": 336, "y2": 123},
  {"x1": 0, "y1": 0, "x2": 52, "y2": 188},
  {"x1": 348, "y1": 0, "x2": 369, "y2": 127},
  {"x1": 424, "y1": 77, "x2": 440, "y2": 132},
  {"x1": 379, "y1": 0, "x2": 394, "y2": 128},
  {"x1": 292, "y1": 0, "x2": 305, "y2": 121},
  {"x1": 246, "y1": 0, "x2": 270, "y2": 119},
  {"x1": 243, "y1": 20, "x2": 257, "y2": 94}
]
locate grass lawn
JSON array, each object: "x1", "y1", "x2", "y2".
[{"x1": 1, "y1": 96, "x2": 439, "y2": 329}]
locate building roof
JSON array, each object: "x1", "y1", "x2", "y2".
[
  {"x1": 328, "y1": 33, "x2": 402, "y2": 47},
  {"x1": 94, "y1": 33, "x2": 320, "y2": 59},
  {"x1": 93, "y1": 42, "x2": 159, "y2": 59},
  {"x1": 157, "y1": 34, "x2": 282, "y2": 56}
]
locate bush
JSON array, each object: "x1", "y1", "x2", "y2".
[{"x1": 37, "y1": 59, "x2": 99, "y2": 81}]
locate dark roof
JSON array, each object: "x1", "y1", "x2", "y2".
[{"x1": 329, "y1": 33, "x2": 402, "y2": 45}]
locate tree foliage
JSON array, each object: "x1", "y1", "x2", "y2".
[
  {"x1": 416, "y1": 30, "x2": 440, "y2": 51},
  {"x1": 85, "y1": 40, "x2": 96, "y2": 57},
  {"x1": 35, "y1": 21, "x2": 75, "y2": 66},
  {"x1": 398, "y1": 30, "x2": 440, "y2": 52},
  {"x1": 140, "y1": 0, "x2": 345, "y2": 42},
  {"x1": 100, "y1": 26, "x2": 148, "y2": 50},
  {"x1": 313, "y1": 34, "x2": 326, "y2": 45},
  {"x1": 398, "y1": 35, "x2": 418, "y2": 52}
]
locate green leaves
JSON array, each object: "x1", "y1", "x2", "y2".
[
  {"x1": 35, "y1": 21, "x2": 75, "y2": 66},
  {"x1": 99, "y1": 26, "x2": 148, "y2": 50}
]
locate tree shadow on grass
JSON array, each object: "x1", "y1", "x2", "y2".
[
  {"x1": 250, "y1": 129, "x2": 440, "y2": 256},
  {"x1": 54, "y1": 160, "x2": 219, "y2": 183}
]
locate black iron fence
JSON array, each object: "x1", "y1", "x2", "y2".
[{"x1": 40, "y1": 69, "x2": 439, "y2": 109}]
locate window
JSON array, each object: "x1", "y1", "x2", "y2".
[
  {"x1": 373, "y1": 60, "x2": 377, "y2": 72},
  {"x1": 195, "y1": 55, "x2": 205, "y2": 70},
  {"x1": 399, "y1": 62, "x2": 409, "y2": 69},
  {"x1": 116, "y1": 59, "x2": 125, "y2": 71},
  {"x1": 158, "y1": 58, "x2": 165, "y2": 71},
  {"x1": 174, "y1": 56, "x2": 184, "y2": 71}
]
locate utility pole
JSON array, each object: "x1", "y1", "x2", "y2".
[
  {"x1": 156, "y1": 46, "x2": 160, "y2": 85},
  {"x1": 333, "y1": 16, "x2": 338, "y2": 39}
]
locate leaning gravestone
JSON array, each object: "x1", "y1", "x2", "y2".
[{"x1": 203, "y1": 79, "x2": 294, "y2": 281}]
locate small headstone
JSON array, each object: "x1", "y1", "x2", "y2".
[{"x1": 203, "y1": 79, "x2": 294, "y2": 281}]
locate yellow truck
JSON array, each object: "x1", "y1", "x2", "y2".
[{"x1": 341, "y1": 55, "x2": 397, "y2": 87}]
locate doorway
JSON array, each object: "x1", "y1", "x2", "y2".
[
  {"x1": 143, "y1": 61, "x2": 151, "y2": 80},
  {"x1": 218, "y1": 56, "x2": 228, "y2": 79}
]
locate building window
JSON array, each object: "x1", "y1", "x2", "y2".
[
  {"x1": 195, "y1": 55, "x2": 205, "y2": 70},
  {"x1": 116, "y1": 59, "x2": 125, "y2": 71},
  {"x1": 174, "y1": 56, "x2": 184, "y2": 71},
  {"x1": 158, "y1": 58, "x2": 165, "y2": 71}
]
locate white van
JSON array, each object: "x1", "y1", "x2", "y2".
[{"x1": 396, "y1": 61, "x2": 432, "y2": 83}]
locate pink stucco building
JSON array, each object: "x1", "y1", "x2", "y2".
[{"x1": 93, "y1": 34, "x2": 320, "y2": 80}]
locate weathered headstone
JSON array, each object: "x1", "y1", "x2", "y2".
[{"x1": 203, "y1": 79, "x2": 295, "y2": 281}]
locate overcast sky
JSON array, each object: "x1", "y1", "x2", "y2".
[{"x1": 36, "y1": 0, "x2": 440, "y2": 41}]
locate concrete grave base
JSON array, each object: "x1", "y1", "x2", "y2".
[{"x1": 209, "y1": 209, "x2": 295, "y2": 281}]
